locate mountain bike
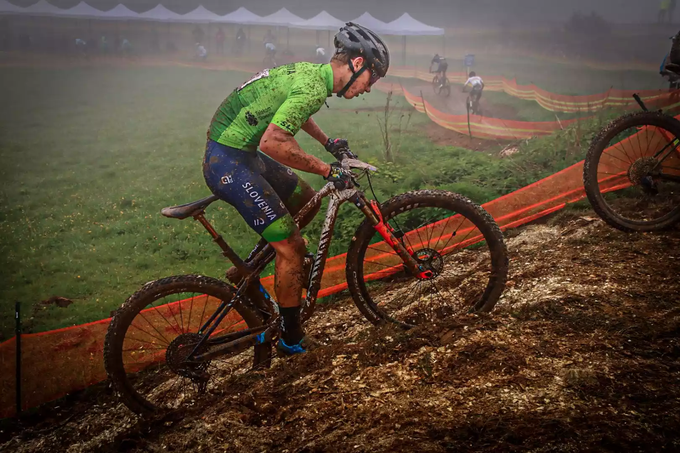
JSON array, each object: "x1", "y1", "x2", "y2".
[
  {"x1": 104, "y1": 153, "x2": 508, "y2": 416},
  {"x1": 466, "y1": 92, "x2": 482, "y2": 116},
  {"x1": 432, "y1": 71, "x2": 451, "y2": 97},
  {"x1": 583, "y1": 94, "x2": 680, "y2": 232}
]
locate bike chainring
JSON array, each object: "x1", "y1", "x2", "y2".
[
  {"x1": 415, "y1": 248, "x2": 444, "y2": 279},
  {"x1": 166, "y1": 333, "x2": 211, "y2": 384},
  {"x1": 628, "y1": 157, "x2": 660, "y2": 191}
]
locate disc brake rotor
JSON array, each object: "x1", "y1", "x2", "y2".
[
  {"x1": 415, "y1": 248, "x2": 444, "y2": 279},
  {"x1": 166, "y1": 333, "x2": 211, "y2": 382}
]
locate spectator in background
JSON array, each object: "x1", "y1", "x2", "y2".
[
  {"x1": 192, "y1": 25, "x2": 205, "y2": 45},
  {"x1": 100, "y1": 35, "x2": 109, "y2": 54},
  {"x1": 671, "y1": 0, "x2": 677, "y2": 23},
  {"x1": 150, "y1": 28, "x2": 160, "y2": 53},
  {"x1": 120, "y1": 37, "x2": 132, "y2": 58},
  {"x1": 235, "y1": 27, "x2": 246, "y2": 55},
  {"x1": 660, "y1": 0, "x2": 671, "y2": 23},
  {"x1": 196, "y1": 42, "x2": 207, "y2": 61},
  {"x1": 75, "y1": 38, "x2": 87, "y2": 58},
  {"x1": 216, "y1": 26, "x2": 225, "y2": 55}
]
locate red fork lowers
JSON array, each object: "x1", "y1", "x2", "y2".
[{"x1": 368, "y1": 200, "x2": 434, "y2": 280}]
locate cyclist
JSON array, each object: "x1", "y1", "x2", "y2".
[
  {"x1": 203, "y1": 23, "x2": 389, "y2": 355},
  {"x1": 660, "y1": 31, "x2": 680, "y2": 88},
  {"x1": 429, "y1": 53, "x2": 448, "y2": 87},
  {"x1": 463, "y1": 71, "x2": 485, "y2": 111}
]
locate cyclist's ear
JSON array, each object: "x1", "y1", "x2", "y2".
[{"x1": 351, "y1": 56, "x2": 365, "y2": 72}]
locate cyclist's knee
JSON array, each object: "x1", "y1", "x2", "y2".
[{"x1": 270, "y1": 228, "x2": 306, "y2": 260}]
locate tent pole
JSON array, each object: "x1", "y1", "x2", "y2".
[
  {"x1": 327, "y1": 29, "x2": 330, "y2": 49},
  {"x1": 247, "y1": 24, "x2": 251, "y2": 52},
  {"x1": 402, "y1": 35, "x2": 406, "y2": 66},
  {"x1": 286, "y1": 26, "x2": 289, "y2": 48}
]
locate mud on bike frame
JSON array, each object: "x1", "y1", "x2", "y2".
[{"x1": 164, "y1": 158, "x2": 433, "y2": 365}]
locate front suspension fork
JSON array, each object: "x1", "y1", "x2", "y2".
[{"x1": 351, "y1": 194, "x2": 433, "y2": 279}]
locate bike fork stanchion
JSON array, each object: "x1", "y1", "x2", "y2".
[
  {"x1": 466, "y1": 98, "x2": 472, "y2": 138},
  {"x1": 15, "y1": 301, "x2": 21, "y2": 418}
]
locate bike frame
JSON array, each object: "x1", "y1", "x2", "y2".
[{"x1": 184, "y1": 171, "x2": 430, "y2": 363}]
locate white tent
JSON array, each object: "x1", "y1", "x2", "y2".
[
  {"x1": 138, "y1": 4, "x2": 182, "y2": 22},
  {"x1": 350, "y1": 12, "x2": 389, "y2": 34},
  {"x1": 218, "y1": 6, "x2": 262, "y2": 25},
  {"x1": 383, "y1": 13, "x2": 444, "y2": 35},
  {"x1": 60, "y1": 1, "x2": 106, "y2": 19},
  {"x1": 0, "y1": 0, "x2": 24, "y2": 14},
  {"x1": 22, "y1": 0, "x2": 64, "y2": 17},
  {"x1": 256, "y1": 7, "x2": 304, "y2": 27},
  {"x1": 176, "y1": 5, "x2": 221, "y2": 23},
  {"x1": 101, "y1": 4, "x2": 141, "y2": 20},
  {"x1": 290, "y1": 11, "x2": 345, "y2": 31}
]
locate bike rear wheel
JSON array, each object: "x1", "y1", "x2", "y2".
[
  {"x1": 583, "y1": 111, "x2": 680, "y2": 232},
  {"x1": 104, "y1": 275, "x2": 271, "y2": 416},
  {"x1": 346, "y1": 190, "x2": 508, "y2": 328}
]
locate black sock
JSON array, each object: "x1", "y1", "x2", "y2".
[{"x1": 279, "y1": 306, "x2": 304, "y2": 345}]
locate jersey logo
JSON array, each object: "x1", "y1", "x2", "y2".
[
  {"x1": 238, "y1": 69, "x2": 269, "y2": 91},
  {"x1": 245, "y1": 111, "x2": 258, "y2": 126}
]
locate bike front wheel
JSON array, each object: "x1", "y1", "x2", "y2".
[
  {"x1": 104, "y1": 275, "x2": 271, "y2": 416},
  {"x1": 583, "y1": 111, "x2": 680, "y2": 232},
  {"x1": 346, "y1": 190, "x2": 508, "y2": 328}
]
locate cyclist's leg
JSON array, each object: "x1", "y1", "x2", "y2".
[
  {"x1": 203, "y1": 141, "x2": 307, "y2": 345},
  {"x1": 258, "y1": 151, "x2": 321, "y2": 228}
]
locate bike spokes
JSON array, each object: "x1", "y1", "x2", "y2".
[
  {"x1": 594, "y1": 121, "x2": 680, "y2": 225},
  {"x1": 120, "y1": 291, "x2": 249, "y2": 410},
  {"x1": 360, "y1": 205, "x2": 495, "y2": 326}
]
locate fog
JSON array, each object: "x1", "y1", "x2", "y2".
[{"x1": 7, "y1": 0, "x2": 672, "y2": 25}]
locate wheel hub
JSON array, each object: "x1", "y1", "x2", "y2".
[
  {"x1": 414, "y1": 248, "x2": 444, "y2": 280},
  {"x1": 628, "y1": 157, "x2": 659, "y2": 192},
  {"x1": 166, "y1": 333, "x2": 210, "y2": 380}
]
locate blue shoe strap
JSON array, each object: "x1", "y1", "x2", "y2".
[{"x1": 278, "y1": 338, "x2": 306, "y2": 354}]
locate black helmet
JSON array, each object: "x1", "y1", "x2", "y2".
[
  {"x1": 469, "y1": 71, "x2": 477, "y2": 77},
  {"x1": 334, "y1": 22, "x2": 390, "y2": 78}
]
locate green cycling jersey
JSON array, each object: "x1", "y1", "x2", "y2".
[{"x1": 207, "y1": 62, "x2": 334, "y2": 150}]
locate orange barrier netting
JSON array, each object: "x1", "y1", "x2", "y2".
[
  {"x1": 375, "y1": 82, "x2": 680, "y2": 140},
  {"x1": 2, "y1": 91, "x2": 679, "y2": 420},
  {"x1": 389, "y1": 66, "x2": 678, "y2": 113}
]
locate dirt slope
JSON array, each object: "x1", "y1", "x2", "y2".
[{"x1": 2, "y1": 212, "x2": 679, "y2": 453}]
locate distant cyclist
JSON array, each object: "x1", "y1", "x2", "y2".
[
  {"x1": 429, "y1": 53, "x2": 448, "y2": 85},
  {"x1": 660, "y1": 31, "x2": 680, "y2": 88},
  {"x1": 463, "y1": 71, "x2": 485, "y2": 108}
]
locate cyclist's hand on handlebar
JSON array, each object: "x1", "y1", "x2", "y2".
[
  {"x1": 324, "y1": 161, "x2": 354, "y2": 189},
  {"x1": 325, "y1": 138, "x2": 357, "y2": 160}
]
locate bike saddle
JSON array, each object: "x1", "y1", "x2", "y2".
[{"x1": 161, "y1": 195, "x2": 220, "y2": 219}]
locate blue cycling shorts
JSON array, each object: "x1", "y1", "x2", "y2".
[{"x1": 203, "y1": 140, "x2": 305, "y2": 242}]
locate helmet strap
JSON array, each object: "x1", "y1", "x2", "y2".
[{"x1": 337, "y1": 60, "x2": 367, "y2": 98}]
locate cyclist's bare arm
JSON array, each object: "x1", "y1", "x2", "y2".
[
  {"x1": 260, "y1": 124, "x2": 331, "y2": 176},
  {"x1": 301, "y1": 117, "x2": 329, "y2": 146}
]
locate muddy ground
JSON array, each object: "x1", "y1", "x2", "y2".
[{"x1": 1, "y1": 210, "x2": 678, "y2": 452}]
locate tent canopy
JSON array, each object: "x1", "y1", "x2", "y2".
[
  {"x1": 59, "y1": 1, "x2": 108, "y2": 19},
  {"x1": 383, "y1": 13, "x2": 444, "y2": 35},
  {"x1": 137, "y1": 4, "x2": 182, "y2": 22},
  {"x1": 176, "y1": 5, "x2": 221, "y2": 23},
  {"x1": 350, "y1": 12, "x2": 389, "y2": 34},
  {"x1": 219, "y1": 6, "x2": 262, "y2": 25},
  {"x1": 0, "y1": 0, "x2": 24, "y2": 14},
  {"x1": 101, "y1": 4, "x2": 141, "y2": 20},
  {"x1": 290, "y1": 10, "x2": 345, "y2": 31},
  {"x1": 255, "y1": 7, "x2": 304, "y2": 27},
  {"x1": 22, "y1": 0, "x2": 64, "y2": 16}
]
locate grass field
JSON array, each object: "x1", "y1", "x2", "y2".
[{"x1": 0, "y1": 63, "x2": 626, "y2": 339}]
